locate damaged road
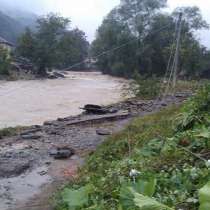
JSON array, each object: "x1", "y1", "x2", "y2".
[{"x1": 0, "y1": 93, "x2": 191, "y2": 210}]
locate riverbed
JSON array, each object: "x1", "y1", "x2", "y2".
[{"x1": 0, "y1": 71, "x2": 127, "y2": 128}]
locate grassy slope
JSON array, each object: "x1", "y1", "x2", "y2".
[{"x1": 56, "y1": 84, "x2": 210, "y2": 210}]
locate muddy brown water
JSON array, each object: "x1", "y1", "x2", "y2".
[
  {"x1": 0, "y1": 71, "x2": 127, "y2": 128},
  {"x1": 0, "y1": 72, "x2": 129, "y2": 210},
  {"x1": 0, "y1": 72, "x2": 190, "y2": 210}
]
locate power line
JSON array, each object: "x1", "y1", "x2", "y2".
[
  {"x1": 172, "y1": 12, "x2": 183, "y2": 89},
  {"x1": 62, "y1": 22, "x2": 173, "y2": 71},
  {"x1": 162, "y1": 13, "x2": 183, "y2": 97}
]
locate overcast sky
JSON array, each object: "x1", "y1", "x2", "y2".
[{"x1": 1, "y1": 0, "x2": 210, "y2": 48}]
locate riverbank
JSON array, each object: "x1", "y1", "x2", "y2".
[
  {"x1": 0, "y1": 92, "x2": 191, "y2": 210},
  {"x1": 55, "y1": 84, "x2": 210, "y2": 210}
]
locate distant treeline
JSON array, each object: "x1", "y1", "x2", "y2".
[
  {"x1": 16, "y1": 13, "x2": 89, "y2": 75},
  {"x1": 91, "y1": 0, "x2": 210, "y2": 78}
]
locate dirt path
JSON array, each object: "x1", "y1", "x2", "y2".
[{"x1": 0, "y1": 93, "x2": 190, "y2": 210}]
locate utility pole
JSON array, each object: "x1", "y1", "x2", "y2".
[{"x1": 173, "y1": 12, "x2": 183, "y2": 88}]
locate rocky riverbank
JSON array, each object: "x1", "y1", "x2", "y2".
[{"x1": 0, "y1": 92, "x2": 191, "y2": 210}]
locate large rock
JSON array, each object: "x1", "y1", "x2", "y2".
[
  {"x1": 81, "y1": 104, "x2": 118, "y2": 115},
  {"x1": 96, "y1": 129, "x2": 112, "y2": 136},
  {"x1": 49, "y1": 146, "x2": 74, "y2": 159}
]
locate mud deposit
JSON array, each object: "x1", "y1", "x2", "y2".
[{"x1": 0, "y1": 93, "x2": 191, "y2": 210}]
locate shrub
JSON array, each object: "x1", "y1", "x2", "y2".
[
  {"x1": 130, "y1": 72, "x2": 160, "y2": 99},
  {"x1": 0, "y1": 46, "x2": 11, "y2": 75}
]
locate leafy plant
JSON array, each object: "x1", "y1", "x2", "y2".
[
  {"x1": 0, "y1": 46, "x2": 11, "y2": 75},
  {"x1": 61, "y1": 184, "x2": 93, "y2": 210},
  {"x1": 130, "y1": 73, "x2": 160, "y2": 99},
  {"x1": 120, "y1": 179, "x2": 173, "y2": 210},
  {"x1": 199, "y1": 181, "x2": 210, "y2": 210}
]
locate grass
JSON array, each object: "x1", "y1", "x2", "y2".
[
  {"x1": 53, "y1": 83, "x2": 210, "y2": 210},
  {"x1": 127, "y1": 77, "x2": 201, "y2": 100},
  {"x1": 0, "y1": 126, "x2": 25, "y2": 139}
]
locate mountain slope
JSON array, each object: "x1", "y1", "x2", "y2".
[{"x1": 0, "y1": 10, "x2": 37, "y2": 44}]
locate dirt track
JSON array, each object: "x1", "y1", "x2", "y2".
[{"x1": 0, "y1": 93, "x2": 191, "y2": 210}]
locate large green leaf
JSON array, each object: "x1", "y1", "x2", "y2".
[
  {"x1": 61, "y1": 184, "x2": 93, "y2": 209},
  {"x1": 120, "y1": 179, "x2": 173, "y2": 210},
  {"x1": 133, "y1": 178, "x2": 157, "y2": 197},
  {"x1": 199, "y1": 181, "x2": 210, "y2": 210},
  {"x1": 195, "y1": 127, "x2": 210, "y2": 139},
  {"x1": 131, "y1": 188, "x2": 174, "y2": 210}
]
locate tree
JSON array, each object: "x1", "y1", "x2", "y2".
[
  {"x1": 33, "y1": 13, "x2": 70, "y2": 75},
  {"x1": 0, "y1": 46, "x2": 11, "y2": 75},
  {"x1": 92, "y1": 3, "x2": 210, "y2": 78},
  {"x1": 17, "y1": 13, "x2": 89, "y2": 76},
  {"x1": 91, "y1": 17, "x2": 137, "y2": 77},
  {"x1": 16, "y1": 27, "x2": 36, "y2": 60},
  {"x1": 57, "y1": 28, "x2": 89, "y2": 69}
]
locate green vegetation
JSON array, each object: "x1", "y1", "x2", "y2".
[
  {"x1": 17, "y1": 13, "x2": 89, "y2": 75},
  {"x1": 91, "y1": 0, "x2": 210, "y2": 78},
  {"x1": 0, "y1": 46, "x2": 11, "y2": 75},
  {"x1": 0, "y1": 126, "x2": 25, "y2": 139},
  {"x1": 127, "y1": 72, "x2": 200, "y2": 99},
  {"x1": 56, "y1": 84, "x2": 210, "y2": 210}
]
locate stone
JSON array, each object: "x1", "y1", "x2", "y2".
[
  {"x1": 96, "y1": 129, "x2": 112, "y2": 136},
  {"x1": 21, "y1": 134, "x2": 42, "y2": 140},
  {"x1": 49, "y1": 147, "x2": 74, "y2": 159},
  {"x1": 53, "y1": 72, "x2": 65, "y2": 78},
  {"x1": 38, "y1": 171, "x2": 47, "y2": 176}
]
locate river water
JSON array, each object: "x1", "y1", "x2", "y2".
[{"x1": 0, "y1": 71, "x2": 127, "y2": 128}]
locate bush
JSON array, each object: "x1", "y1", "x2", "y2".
[
  {"x1": 130, "y1": 72, "x2": 160, "y2": 99},
  {"x1": 0, "y1": 46, "x2": 11, "y2": 75}
]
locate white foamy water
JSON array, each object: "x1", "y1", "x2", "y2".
[{"x1": 0, "y1": 71, "x2": 127, "y2": 128}]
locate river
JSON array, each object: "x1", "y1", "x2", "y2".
[{"x1": 0, "y1": 71, "x2": 127, "y2": 128}]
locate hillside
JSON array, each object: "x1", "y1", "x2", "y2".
[{"x1": 0, "y1": 10, "x2": 37, "y2": 44}]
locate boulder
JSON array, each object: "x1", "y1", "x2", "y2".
[
  {"x1": 49, "y1": 146, "x2": 74, "y2": 159},
  {"x1": 96, "y1": 129, "x2": 112, "y2": 136},
  {"x1": 81, "y1": 104, "x2": 118, "y2": 115}
]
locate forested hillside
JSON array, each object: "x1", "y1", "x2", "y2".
[{"x1": 0, "y1": 10, "x2": 36, "y2": 44}]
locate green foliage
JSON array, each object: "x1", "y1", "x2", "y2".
[
  {"x1": 17, "y1": 13, "x2": 89, "y2": 75},
  {"x1": 0, "y1": 46, "x2": 11, "y2": 75},
  {"x1": 61, "y1": 184, "x2": 93, "y2": 210},
  {"x1": 176, "y1": 83, "x2": 210, "y2": 131},
  {"x1": 132, "y1": 190, "x2": 173, "y2": 210},
  {"x1": 120, "y1": 181, "x2": 173, "y2": 210},
  {"x1": 92, "y1": 1, "x2": 210, "y2": 78},
  {"x1": 56, "y1": 85, "x2": 210, "y2": 210},
  {"x1": 130, "y1": 72, "x2": 160, "y2": 99},
  {"x1": 199, "y1": 182, "x2": 210, "y2": 210},
  {"x1": 0, "y1": 126, "x2": 25, "y2": 139}
]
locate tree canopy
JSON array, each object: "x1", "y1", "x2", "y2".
[
  {"x1": 17, "y1": 13, "x2": 89, "y2": 75},
  {"x1": 91, "y1": 0, "x2": 210, "y2": 78}
]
